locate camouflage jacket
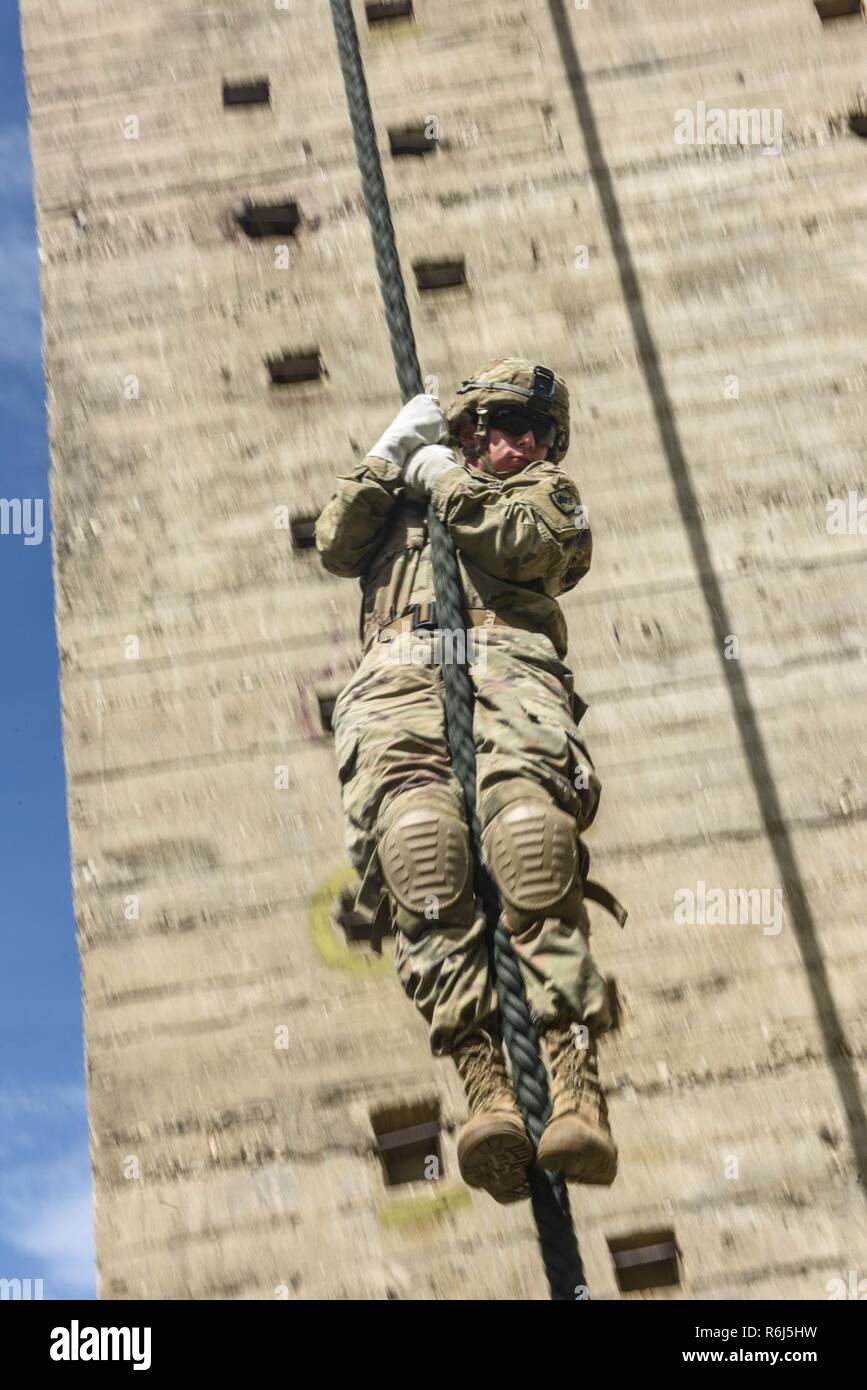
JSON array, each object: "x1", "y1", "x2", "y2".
[{"x1": 314, "y1": 453, "x2": 591, "y2": 658}]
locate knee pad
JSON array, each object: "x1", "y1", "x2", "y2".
[
  {"x1": 378, "y1": 790, "x2": 473, "y2": 925},
  {"x1": 483, "y1": 799, "x2": 582, "y2": 930}
]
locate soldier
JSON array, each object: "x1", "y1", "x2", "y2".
[{"x1": 316, "y1": 359, "x2": 622, "y2": 1205}]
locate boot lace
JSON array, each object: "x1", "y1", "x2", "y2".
[
  {"x1": 455, "y1": 1033, "x2": 510, "y2": 1112},
  {"x1": 550, "y1": 1026, "x2": 609, "y2": 1124}
]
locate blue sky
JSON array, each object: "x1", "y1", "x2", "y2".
[{"x1": 0, "y1": 6, "x2": 95, "y2": 1298}]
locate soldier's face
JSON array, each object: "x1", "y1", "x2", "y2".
[
  {"x1": 457, "y1": 421, "x2": 549, "y2": 475},
  {"x1": 486, "y1": 426, "x2": 549, "y2": 473}
]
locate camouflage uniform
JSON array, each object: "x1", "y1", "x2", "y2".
[{"x1": 316, "y1": 367, "x2": 613, "y2": 1057}]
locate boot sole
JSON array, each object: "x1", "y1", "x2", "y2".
[
  {"x1": 457, "y1": 1117, "x2": 534, "y2": 1204},
  {"x1": 536, "y1": 1117, "x2": 618, "y2": 1186}
]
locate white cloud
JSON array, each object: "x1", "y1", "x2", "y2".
[
  {"x1": 10, "y1": 1177, "x2": 95, "y2": 1295},
  {"x1": 0, "y1": 1083, "x2": 85, "y2": 1121},
  {"x1": 0, "y1": 1085, "x2": 96, "y2": 1297},
  {"x1": 0, "y1": 1147, "x2": 96, "y2": 1298}
]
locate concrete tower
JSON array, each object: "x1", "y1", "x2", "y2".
[{"x1": 20, "y1": 0, "x2": 867, "y2": 1299}]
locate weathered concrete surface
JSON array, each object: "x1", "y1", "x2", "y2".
[{"x1": 19, "y1": 0, "x2": 867, "y2": 1298}]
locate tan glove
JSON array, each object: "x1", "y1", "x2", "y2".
[
  {"x1": 402, "y1": 443, "x2": 463, "y2": 499},
  {"x1": 367, "y1": 394, "x2": 448, "y2": 468}
]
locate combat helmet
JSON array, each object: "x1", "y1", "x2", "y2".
[{"x1": 446, "y1": 358, "x2": 570, "y2": 464}]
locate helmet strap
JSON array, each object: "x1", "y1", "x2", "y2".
[
  {"x1": 470, "y1": 405, "x2": 490, "y2": 459},
  {"x1": 454, "y1": 405, "x2": 488, "y2": 460}
]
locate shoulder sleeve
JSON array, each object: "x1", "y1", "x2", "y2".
[{"x1": 315, "y1": 454, "x2": 402, "y2": 578}]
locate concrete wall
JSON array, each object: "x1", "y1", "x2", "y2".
[{"x1": 19, "y1": 0, "x2": 867, "y2": 1298}]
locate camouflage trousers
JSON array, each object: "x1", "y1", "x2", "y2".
[{"x1": 332, "y1": 626, "x2": 612, "y2": 1056}]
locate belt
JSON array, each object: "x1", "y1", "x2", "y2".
[{"x1": 377, "y1": 602, "x2": 535, "y2": 642}]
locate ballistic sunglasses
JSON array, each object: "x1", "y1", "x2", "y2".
[{"x1": 487, "y1": 408, "x2": 557, "y2": 448}]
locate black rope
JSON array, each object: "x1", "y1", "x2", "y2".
[{"x1": 328, "y1": 0, "x2": 585, "y2": 1300}]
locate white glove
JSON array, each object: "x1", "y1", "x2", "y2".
[
  {"x1": 402, "y1": 443, "x2": 462, "y2": 499},
  {"x1": 367, "y1": 393, "x2": 448, "y2": 468}
]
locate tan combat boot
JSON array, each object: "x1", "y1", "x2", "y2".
[
  {"x1": 536, "y1": 1025, "x2": 618, "y2": 1185},
  {"x1": 452, "y1": 1033, "x2": 534, "y2": 1204}
]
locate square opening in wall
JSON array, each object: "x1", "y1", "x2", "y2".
[
  {"x1": 289, "y1": 516, "x2": 318, "y2": 550},
  {"x1": 849, "y1": 111, "x2": 867, "y2": 136},
  {"x1": 370, "y1": 1100, "x2": 442, "y2": 1186},
  {"x1": 237, "y1": 202, "x2": 301, "y2": 238},
  {"x1": 266, "y1": 351, "x2": 322, "y2": 385},
  {"x1": 813, "y1": 0, "x2": 862, "y2": 19},
  {"x1": 389, "y1": 125, "x2": 438, "y2": 157},
  {"x1": 607, "y1": 1229, "x2": 681, "y2": 1293},
  {"x1": 223, "y1": 78, "x2": 271, "y2": 107},
  {"x1": 317, "y1": 693, "x2": 337, "y2": 733},
  {"x1": 414, "y1": 259, "x2": 466, "y2": 291},
  {"x1": 366, "y1": 1, "x2": 414, "y2": 24}
]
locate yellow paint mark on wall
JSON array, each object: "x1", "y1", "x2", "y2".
[
  {"x1": 379, "y1": 1185, "x2": 472, "y2": 1232},
  {"x1": 309, "y1": 863, "x2": 391, "y2": 978}
]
